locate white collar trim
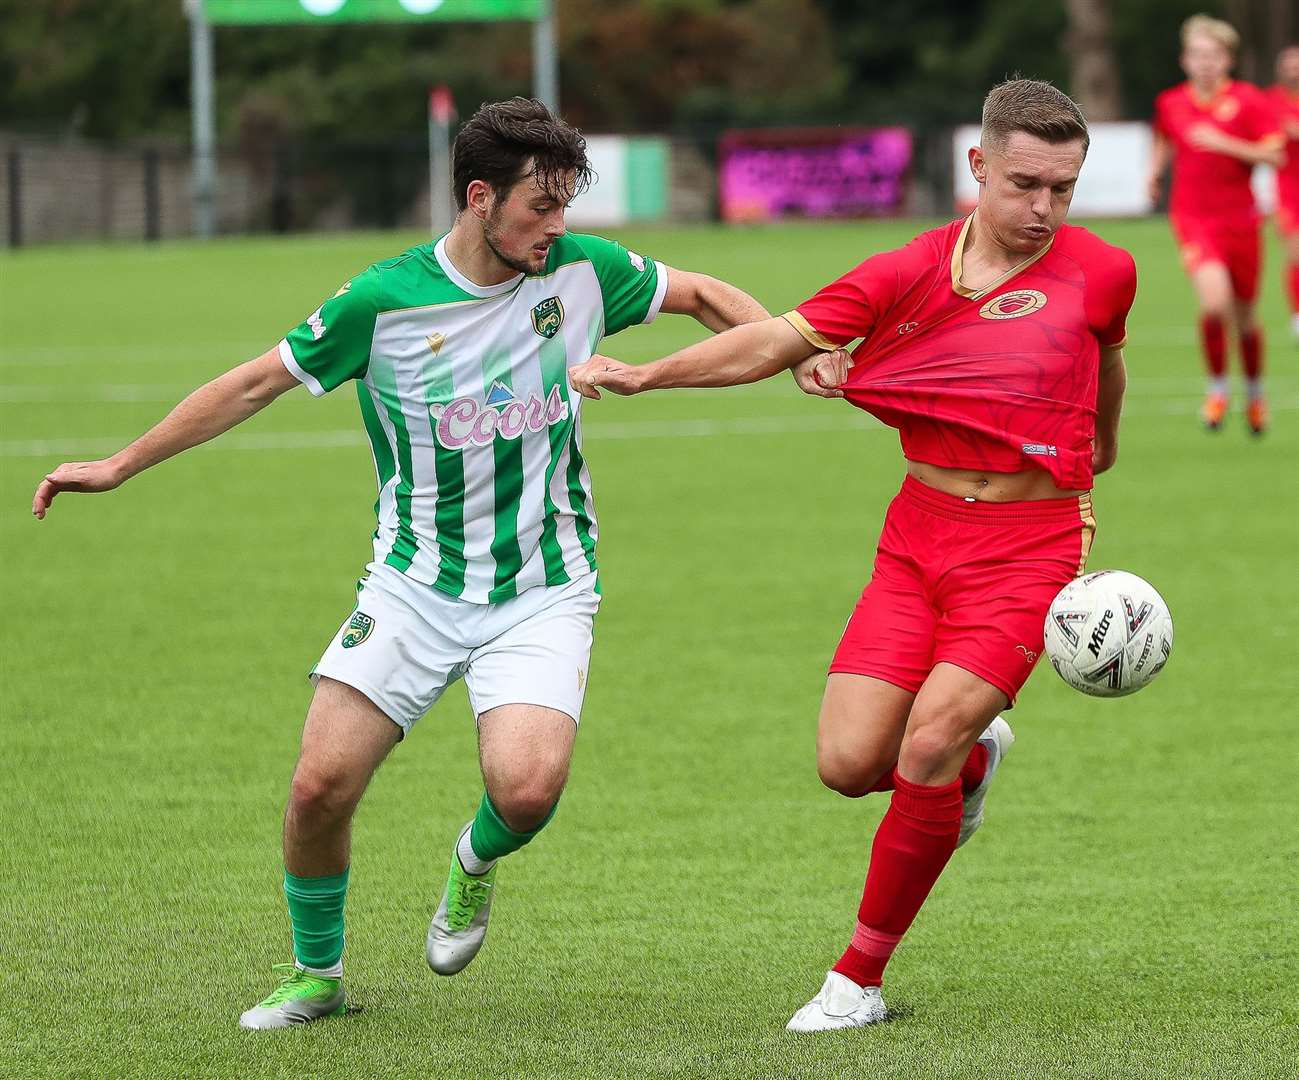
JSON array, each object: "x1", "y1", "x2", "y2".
[{"x1": 434, "y1": 235, "x2": 524, "y2": 298}]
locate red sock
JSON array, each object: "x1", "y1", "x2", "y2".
[
  {"x1": 1200, "y1": 316, "x2": 1226, "y2": 378},
  {"x1": 1288, "y1": 265, "x2": 1299, "y2": 315},
  {"x1": 1239, "y1": 328, "x2": 1263, "y2": 381},
  {"x1": 832, "y1": 771, "x2": 964, "y2": 988},
  {"x1": 867, "y1": 742, "x2": 987, "y2": 795}
]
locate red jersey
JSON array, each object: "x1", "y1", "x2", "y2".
[
  {"x1": 786, "y1": 217, "x2": 1136, "y2": 490},
  {"x1": 1267, "y1": 84, "x2": 1299, "y2": 209},
  {"x1": 1153, "y1": 80, "x2": 1281, "y2": 221}
]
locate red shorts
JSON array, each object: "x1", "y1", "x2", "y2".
[
  {"x1": 1170, "y1": 213, "x2": 1261, "y2": 301},
  {"x1": 830, "y1": 476, "x2": 1096, "y2": 705}
]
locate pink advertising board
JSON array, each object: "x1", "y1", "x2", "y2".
[{"x1": 719, "y1": 127, "x2": 912, "y2": 222}]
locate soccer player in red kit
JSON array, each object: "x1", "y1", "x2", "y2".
[
  {"x1": 1148, "y1": 14, "x2": 1285, "y2": 434},
  {"x1": 1269, "y1": 44, "x2": 1299, "y2": 341},
  {"x1": 569, "y1": 79, "x2": 1135, "y2": 1030}
]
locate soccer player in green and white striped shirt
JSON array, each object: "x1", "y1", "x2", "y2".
[{"x1": 32, "y1": 98, "x2": 815, "y2": 1029}]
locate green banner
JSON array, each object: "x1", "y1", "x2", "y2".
[{"x1": 200, "y1": 0, "x2": 542, "y2": 24}]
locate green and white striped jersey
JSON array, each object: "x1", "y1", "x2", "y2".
[{"x1": 279, "y1": 232, "x2": 667, "y2": 603}]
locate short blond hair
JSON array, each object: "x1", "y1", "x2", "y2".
[
  {"x1": 981, "y1": 78, "x2": 1089, "y2": 155},
  {"x1": 1181, "y1": 14, "x2": 1239, "y2": 54}
]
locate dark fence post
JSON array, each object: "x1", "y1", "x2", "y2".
[
  {"x1": 144, "y1": 148, "x2": 161, "y2": 242},
  {"x1": 7, "y1": 148, "x2": 20, "y2": 249}
]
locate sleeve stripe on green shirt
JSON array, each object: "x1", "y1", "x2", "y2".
[
  {"x1": 644, "y1": 262, "x2": 669, "y2": 324},
  {"x1": 278, "y1": 338, "x2": 326, "y2": 397}
]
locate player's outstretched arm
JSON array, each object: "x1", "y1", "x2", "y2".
[
  {"x1": 657, "y1": 268, "x2": 770, "y2": 332},
  {"x1": 1185, "y1": 126, "x2": 1285, "y2": 167},
  {"x1": 1092, "y1": 345, "x2": 1127, "y2": 475},
  {"x1": 570, "y1": 316, "x2": 846, "y2": 399},
  {"x1": 32, "y1": 346, "x2": 300, "y2": 519}
]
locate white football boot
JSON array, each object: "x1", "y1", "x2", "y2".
[
  {"x1": 786, "y1": 971, "x2": 888, "y2": 1032},
  {"x1": 957, "y1": 715, "x2": 1015, "y2": 848},
  {"x1": 426, "y1": 825, "x2": 497, "y2": 976},
  {"x1": 238, "y1": 965, "x2": 346, "y2": 1029}
]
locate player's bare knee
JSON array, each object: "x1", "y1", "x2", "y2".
[
  {"x1": 288, "y1": 765, "x2": 362, "y2": 823},
  {"x1": 1198, "y1": 294, "x2": 1232, "y2": 321},
  {"x1": 492, "y1": 783, "x2": 560, "y2": 832},
  {"x1": 816, "y1": 748, "x2": 884, "y2": 797},
  {"x1": 899, "y1": 715, "x2": 969, "y2": 774}
]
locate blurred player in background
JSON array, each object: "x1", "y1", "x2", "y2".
[
  {"x1": 571, "y1": 79, "x2": 1135, "y2": 1031},
  {"x1": 32, "y1": 98, "x2": 783, "y2": 1030},
  {"x1": 1148, "y1": 14, "x2": 1284, "y2": 434},
  {"x1": 1269, "y1": 45, "x2": 1299, "y2": 341}
]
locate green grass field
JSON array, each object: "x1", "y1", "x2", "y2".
[{"x1": 2, "y1": 219, "x2": 1297, "y2": 1079}]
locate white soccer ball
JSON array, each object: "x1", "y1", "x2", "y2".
[{"x1": 1043, "y1": 570, "x2": 1174, "y2": 697}]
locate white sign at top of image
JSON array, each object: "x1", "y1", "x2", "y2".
[
  {"x1": 564, "y1": 136, "x2": 629, "y2": 227},
  {"x1": 952, "y1": 121, "x2": 1278, "y2": 217}
]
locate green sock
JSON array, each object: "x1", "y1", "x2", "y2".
[
  {"x1": 468, "y1": 793, "x2": 557, "y2": 862},
  {"x1": 283, "y1": 867, "x2": 349, "y2": 971}
]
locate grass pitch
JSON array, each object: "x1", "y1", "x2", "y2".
[{"x1": 2, "y1": 218, "x2": 1297, "y2": 1079}]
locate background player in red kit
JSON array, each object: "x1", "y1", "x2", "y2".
[
  {"x1": 1269, "y1": 44, "x2": 1299, "y2": 341},
  {"x1": 569, "y1": 79, "x2": 1135, "y2": 1031},
  {"x1": 1148, "y1": 14, "x2": 1284, "y2": 434}
]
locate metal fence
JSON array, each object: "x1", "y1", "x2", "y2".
[{"x1": 0, "y1": 129, "x2": 954, "y2": 248}]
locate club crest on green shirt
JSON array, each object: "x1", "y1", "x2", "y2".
[
  {"x1": 531, "y1": 297, "x2": 564, "y2": 339},
  {"x1": 341, "y1": 611, "x2": 375, "y2": 649}
]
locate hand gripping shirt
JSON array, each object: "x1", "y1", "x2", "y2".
[
  {"x1": 784, "y1": 217, "x2": 1136, "y2": 490},
  {"x1": 279, "y1": 233, "x2": 668, "y2": 603},
  {"x1": 1153, "y1": 80, "x2": 1282, "y2": 222}
]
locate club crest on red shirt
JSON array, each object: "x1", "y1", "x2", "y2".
[
  {"x1": 1213, "y1": 97, "x2": 1240, "y2": 122},
  {"x1": 978, "y1": 289, "x2": 1047, "y2": 320}
]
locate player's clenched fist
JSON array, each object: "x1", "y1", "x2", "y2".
[
  {"x1": 568, "y1": 354, "x2": 643, "y2": 400},
  {"x1": 32, "y1": 459, "x2": 124, "y2": 519},
  {"x1": 791, "y1": 349, "x2": 852, "y2": 398}
]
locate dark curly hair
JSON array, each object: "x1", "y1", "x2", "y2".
[{"x1": 452, "y1": 97, "x2": 592, "y2": 211}]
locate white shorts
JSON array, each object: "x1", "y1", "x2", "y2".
[{"x1": 312, "y1": 562, "x2": 600, "y2": 735}]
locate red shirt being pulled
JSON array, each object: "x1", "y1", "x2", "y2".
[
  {"x1": 1154, "y1": 80, "x2": 1280, "y2": 222},
  {"x1": 785, "y1": 216, "x2": 1136, "y2": 491}
]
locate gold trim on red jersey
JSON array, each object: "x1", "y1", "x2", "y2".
[
  {"x1": 781, "y1": 310, "x2": 843, "y2": 352},
  {"x1": 1076, "y1": 494, "x2": 1096, "y2": 576},
  {"x1": 949, "y1": 213, "x2": 1055, "y2": 301}
]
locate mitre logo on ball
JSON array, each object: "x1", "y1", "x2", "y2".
[{"x1": 1043, "y1": 570, "x2": 1174, "y2": 698}]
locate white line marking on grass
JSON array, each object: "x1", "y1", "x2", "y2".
[
  {"x1": 5, "y1": 374, "x2": 1296, "y2": 405},
  {"x1": 2, "y1": 414, "x2": 882, "y2": 459},
  {"x1": 0, "y1": 385, "x2": 192, "y2": 403},
  {"x1": 5, "y1": 398, "x2": 1295, "y2": 459},
  {"x1": 0, "y1": 342, "x2": 268, "y2": 366}
]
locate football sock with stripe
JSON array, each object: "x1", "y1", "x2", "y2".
[
  {"x1": 833, "y1": 771, "x2": 963, "y2": 988},
  {"x1": 461, "y1": 792, "x2": 557, "y2": 873},
  {"x1": 284, "y1": 867, "x2": 349, "y2": 976},
  {"x1": 1199, "y1": 315, "x2": 1226, "y2": 381}
]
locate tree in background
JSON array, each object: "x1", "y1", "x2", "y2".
[
  {"x1": 3, "y1": 0, "x2": 1287, "y2": 146},
  {"x1": 1065, "y1": 0, "x2": 1122, "y2": 122}
]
